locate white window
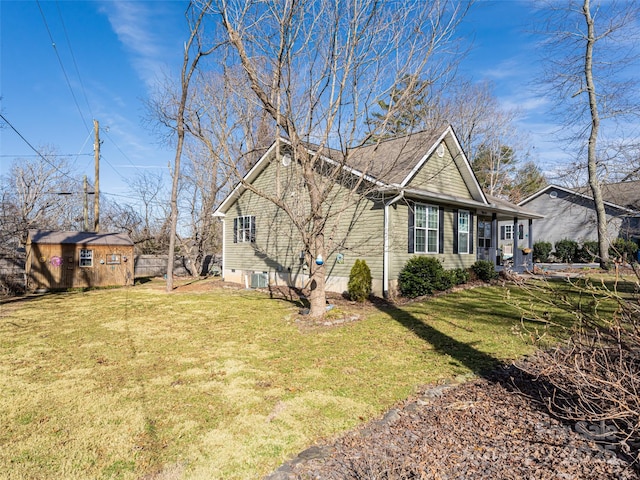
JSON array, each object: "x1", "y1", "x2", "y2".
[
  {"x1": 79, "y1": 249, "x2": 93, "y2": 267},
  {"x1": 458, "y1": 210, "x2": 470, "y2": 254},
  {"x1": 415, "y1": 204, "x2": 439, "y2": 254},
  {"x1": 234, "y1": 215, "x2": 256, "y2": 243},
  {"x1": 504, "y1": 225, "x2": 513, "y2": 240}
]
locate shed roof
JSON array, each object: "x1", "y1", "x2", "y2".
[{"x1": 28, "y1": 230, "x2": 134, "y2": 246}]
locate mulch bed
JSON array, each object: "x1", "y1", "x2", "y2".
[{"x1": 266, "y1": 367, "x2": 639, "y2": 480}]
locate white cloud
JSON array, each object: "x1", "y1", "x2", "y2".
[{"x1": 99, "y1": 1, "x2": 179, "y2": 89}]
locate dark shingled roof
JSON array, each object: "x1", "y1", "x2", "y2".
[
  {"x1": 345, "y1": 130, "x2": 444, "y2": 185},
  {"x1": 575, "y1": 180, "x2": 640, "y2": 211},
  {"x1": 28, "y1": 230, "x2": 134, "y2": 246}
]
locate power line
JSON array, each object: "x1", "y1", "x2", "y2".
[
  {"x1": 36, "y1": 0, "x2": 91, "y2": 134},
  {"x1": 0, "y1": 113, "x2": 83, "y2": 188},
  {"x1": 0, "y1": 153, "x2": 92, "y2": 158},
  {"x1": 55, "y1": 0, "x2": 95, "y2": 122}
]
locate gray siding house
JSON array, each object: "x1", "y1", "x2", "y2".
[
  {"x1": 512, "y1": 183, "x2": 640, "y2": 251},
  {"x1": 213, "y1": 126, "x2": 541, "y2": 297}
]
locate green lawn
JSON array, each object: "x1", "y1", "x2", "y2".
[{"x1": 0, "y1": 279, "x2": 553, "y2": 479}]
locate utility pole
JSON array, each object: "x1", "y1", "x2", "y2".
[
  {"x1": 83, "y1": 175, "x2": 89, "y2": 231},
  {"x1": 93, "y1": 119, "x2": 100, "y2": 233}
]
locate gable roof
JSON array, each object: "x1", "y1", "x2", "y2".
[
  {"x1": 519, "y1": 184, "x2": 638, "y2": 214},
  {"x1": 214, "y1": 125, "x2": 539, "y2": 219},
  {"x1": 28, "y1": 230, "x2": 134, "y2": 246},
  {"x1": 578, "y1": 180, "x2": 640, "y2": 211}
]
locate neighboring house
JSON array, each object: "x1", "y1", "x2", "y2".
[
  {"x1": 26, "y1": 230, "x2": 134, "y2": 291},
  {"x1": 213, "y1": 126, "x2": 541, "y2": 297},
  {"x1": 514, "y1": 183, "x2": 640, "y2": 250}
]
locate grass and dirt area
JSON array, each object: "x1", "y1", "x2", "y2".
[{"x1": 0, "y1": 273, "x2": 634, "y2": 479}]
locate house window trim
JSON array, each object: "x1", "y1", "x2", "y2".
[
  {"x1": 233, "y1": 215, "x2": 256, "y2": 243},
  {"x1": 414, "y1": 203, "x2": 439, "y2": 254},
  {"x1": 79, "y1": 248, "x2": 93, "y2": 268},
  {"x1": 458, "y1": 210, "x2": 470, "y2": 254},
  {"x1": 503, "y1": 224, "x2": 513, "y2": 241}
]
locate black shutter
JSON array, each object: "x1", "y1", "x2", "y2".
[
  {"x1": 500, "y1": 225, "x2": 505, "y2": 240},
  {"x1": 408, "y1": 202, "x2": 415, "y2": 254},
  {"x1": 438, "y1": 206, "x2": 444, "y2": 254},
  {"x1": 469, "y1": 212, "x2": 474, "y2": 254},
  {"x1": 250, "y1": 216, "x2": 256, "y2": 243},
  {"x1": 233, "y1": 217, "x2": 238, "y2": 243},
  {"x1": 452, "y1": 209, "x2": 459, "y2": 254}
]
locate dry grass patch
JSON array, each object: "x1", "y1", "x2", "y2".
[{"x1": 1, "y1": 278, "x2": 543, "y2": 479}]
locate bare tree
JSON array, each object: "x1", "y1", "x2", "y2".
[
  {"x1": 0, "y1": 152, "x2": 82, "y2": 251},
  {"x1": 537, "y1": 0, "x2": 640, "y2": 268},
  {"x1": 165, "y1": 1, "x2": 219, "y2": 291},
  {"x1": 204, "y1": 0, "x2": 470, "y2": 317},
  {"x1": 125, "y1": 171, "x2": 169, "y2": 254}
]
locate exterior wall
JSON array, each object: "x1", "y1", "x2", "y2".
[
  {"x1": 516, "y1": 187, "x2": 626, "y2": 248},
  {"x1": 26, "y1": 243, "x2": 134, "y2": 290},
  {"x1": 222, "y1": 156, "x2": 386, "y2": 295},
  {"x1": 405, "y1": 142, "x2": 473, "y2": 200},
  {"x1": 387, "y1": 200, "x2": 477, "y2": 294}
]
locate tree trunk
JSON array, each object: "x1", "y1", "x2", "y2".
[
  {"x1": 307, "y1": 233, "x2": 327, "y2": 318},
  {"x1": 583, "y1": 0, "x2": 610, "y2": 269}
]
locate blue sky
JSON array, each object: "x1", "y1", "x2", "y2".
[{"x1": 1, "y1": 0, "x2": 561, "y2": 202}]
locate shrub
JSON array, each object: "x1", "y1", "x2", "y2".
[
  {"x1": 512, "y1": 271, "x2": 640, "y2": 461},
  {"x1": 576, "y1": 240, "x2": 599, "y2": 263},
  {"x1": 609, "y1": 239, "x2": 639, "y2": 264},
  {"x1": 533, "y1": 241, "x2": 552, "y2": 263},
  {"x1": 471, "y1": 260, "x2": 497, "y2": 282},
  {"x1": 449, "y1": 267, "x2": 470, "y2": 286},
  {"x1": 347, "y1": 259, "x2": 372, "y2": 302},
  {"x1": 554, "y1": 239, "x2": 578, "y2": 263},
  {"x1": 398, "y1": 256, "x2": 451, "y2": 298}
]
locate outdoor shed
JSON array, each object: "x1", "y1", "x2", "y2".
[{"x1": 26, "y1": 230, "x2": 134, "y2": 291}]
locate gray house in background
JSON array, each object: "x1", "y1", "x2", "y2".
[{"x1": 512, "y1": 183, "x2": 640, "y2": 253}]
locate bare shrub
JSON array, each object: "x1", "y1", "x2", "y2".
[{"x1": 511, "y1": 267, "x2": 640, "y2": 464}]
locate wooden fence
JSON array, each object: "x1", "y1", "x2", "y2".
[{"x1": 1, "y1": 254, "x2": 221, "y2": 292}]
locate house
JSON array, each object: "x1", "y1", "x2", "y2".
[
  {"x1": 514, "y1": 183, "x2": 640, "y2": 250},
  {"x1": 26, "y1": 230, "x2": 134, "y2": 291},
  {"x1": 213, "y1": 126, "x2": 542, "y2": 297}
]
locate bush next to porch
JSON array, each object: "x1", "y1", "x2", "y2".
[
  {"x1": 533, "y1": 241, "x2": 552, "y2": 263},
  {"x1": 398, "y1": 257, "x2": 468, "y2": 298},
  {"x1": 471, "y1": 260, "x2": 498, "y2": 282},
  {"x1": 554, "y1": 239, "x2": 579, "y2": 263}
]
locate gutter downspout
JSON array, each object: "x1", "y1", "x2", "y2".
[
  {"x1": 213, "y1": 212, "x2": 225, "y2": 279},
  {"x1": 383, "y1": 191, "x2": 404, "y2": 298}
]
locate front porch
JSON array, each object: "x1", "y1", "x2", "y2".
[{"x1": 475, "y1": 195, "x2": 540, "y2": 274}]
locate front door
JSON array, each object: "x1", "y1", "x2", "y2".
[{"x1": 477, "y1": 218, "x2": 492, "y2": 261}]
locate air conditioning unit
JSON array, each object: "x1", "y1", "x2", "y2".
[{"x1": 250, "y1": 273, "x2": 268, "y2": 288}]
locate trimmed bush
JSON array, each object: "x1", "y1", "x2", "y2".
[
  {"x1": 398, "y1": 256, "x2": 451, "y2": 298},
  {"x1": 449, "y1": 267, "x2": 470, "y2": 286},
  {"x1": 609, "y1": 239, "x2": 639, "y2": 264},
  {"x1": 471, "y1": 260, "x2": 497, "y2": 282},
  {"x1": 347, "y1": 259, "x2": 372, "y2": 302},
  {"x1": 554, "y1": 239, "x2": 578, "y2": 263},
  {"x1": 533, "y1": 241, "x2": 552, "y2": 263},
  {"x1": 576, "y1": 240, "x2": 599, "y2": 263}
]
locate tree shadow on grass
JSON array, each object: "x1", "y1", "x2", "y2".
[{"x1": 375, "y1": 299, "x2": 502, "y2": 376}]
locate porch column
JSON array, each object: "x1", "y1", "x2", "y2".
[
  {"x1": 490, "y1": 213, "x2": 498, "y2": 266},
  {"x1": 528, "y1": 218, "x2": 534, "y2": 270},
  {"x1": 513, "y1": 216, "x2": 519, "y2": 267}
]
